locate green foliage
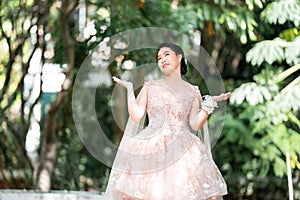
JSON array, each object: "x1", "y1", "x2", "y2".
[
  {"x1": 220, "y1": 1, "x2": 300, "y2": 198},
  {"x1": 189, "y1": 1, "x2": 259, "y2": 44},
  {"x1": 51, "y1": 86, "x2": 114, "y2": 191},
  {"x1": 219, "y1": 6, "x2": 258, "y2": 44},
  {"x1": 230, "y1": 65, "x2": 300, "y2": 173},
  {"x1": 52, "y1": 125, "x2": 108, "y2": 190},
  {"x1": 213, "y1": 109, "x2": 291, "y2": 199}
]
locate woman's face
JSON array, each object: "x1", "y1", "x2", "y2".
[{"x1": 157, "y1": 47, "x2": 182, "y2": 75}]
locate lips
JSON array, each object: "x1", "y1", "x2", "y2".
[{"x1": 162, "y1": 63, "x2": 169, "y2": 68}]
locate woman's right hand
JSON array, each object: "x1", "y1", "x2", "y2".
[{"x1": 112, "y1": 76, "x2": 133, "y2": 89}]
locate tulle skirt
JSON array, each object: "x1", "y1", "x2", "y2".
[{"x1": 103, "y1": 125, "x2": 227, "y2": 200}]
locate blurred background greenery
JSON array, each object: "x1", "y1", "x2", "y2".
[{"x1": 0, "y1": 0, "x2": 299, "y2": 199}]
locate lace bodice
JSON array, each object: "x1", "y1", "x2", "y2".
[{"x1": 145, "y1": 80, "x2": 199, "y2": 131}]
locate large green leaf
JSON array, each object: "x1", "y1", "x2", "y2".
[
  {"x1": 261, "y1": 0, "x2": 300, "y2": 26},
  {"x1": 246, "y1": 38, "x2": 287, "y2": 65},
  {"x1": 285, "y1": 36, "x2": 300, "y2": 65},
  {"x1": 247, "y1": 36, "x2": 300, "y2": 66},
  {"x1": 230, "y1": 82, "x2": 275, "y2": 105}
]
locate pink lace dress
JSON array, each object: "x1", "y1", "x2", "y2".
[{"x1": 104, "y1": 80, "x2": 227, "y2": 200}]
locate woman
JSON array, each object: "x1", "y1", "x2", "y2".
[{"x1": 104, "y1": 42, "x2": 230, "y2": 200}]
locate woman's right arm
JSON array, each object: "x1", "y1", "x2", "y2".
[{"x1": 112, "y1": 76, "x2": 148, "y2": 122}]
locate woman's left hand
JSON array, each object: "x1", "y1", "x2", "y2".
[{"x1": 212, "y1": 92, "x2": 231, "y2": 102}]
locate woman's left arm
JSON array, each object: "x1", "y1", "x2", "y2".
[
  {"x1": 189, "y1": 92, "x2": 230, "y2": 131},
  {"x1": 189, "y1": 94, "x2": 209, "y2": 131}
]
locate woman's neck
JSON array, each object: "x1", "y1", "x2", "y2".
[{"x1": 163, "y1": 72, "x2": 183, "y2": 84}]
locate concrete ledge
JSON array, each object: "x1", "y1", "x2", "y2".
[{"x1": 0, "y1": 190, "x2": 104, "y2": 200}]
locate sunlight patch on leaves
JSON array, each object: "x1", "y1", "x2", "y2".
[{"x1": 245, "y1": 0, "x2": 264, "y2": 10}]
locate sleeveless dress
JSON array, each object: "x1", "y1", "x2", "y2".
[{"x1": 104, "y1": 80, "x2": 227, "y2": 200}]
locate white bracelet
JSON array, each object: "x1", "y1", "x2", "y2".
[{"x1": 201, "y1": 95, "x2": 218, "y2": 114}]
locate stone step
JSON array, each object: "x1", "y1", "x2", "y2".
[{"x1": 0, "y1": 190, "x2": 104, "y2": 200}]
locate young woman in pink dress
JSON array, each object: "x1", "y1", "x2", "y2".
[{"x1": 104, "y1": 42, "x2": 230, "y2": 200}]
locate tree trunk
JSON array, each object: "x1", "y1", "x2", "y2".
[
  {"x1": 36, "y1": 0, "x2": 79, "y2": 191},
  {"x1": 36, "y1": 114, "x2": 58, "y2": 191}
]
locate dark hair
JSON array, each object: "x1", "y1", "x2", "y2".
[{"x1": 157, "y1": 42, "x2": 188, "y2": 75}]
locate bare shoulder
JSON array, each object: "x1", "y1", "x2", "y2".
[
  {"x1": 182, "y1": 80, "x2": 194, "y2": 87},
  {"x1": 182, "y1": 80, "x2": 199, "y2": 90},
  {"x1": 183, "y1": 81, "x2": 201, "y2": 97}
]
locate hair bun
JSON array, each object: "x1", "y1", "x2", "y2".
[{"x1": 181, "y1": 59, "x2": 188, "y2": 75}]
